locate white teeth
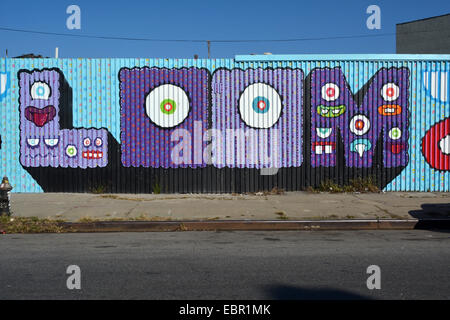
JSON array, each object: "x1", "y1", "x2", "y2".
[
  {"x1": 354, "y1": 144, "x2": 367, "y2": 158},
  {"x1": 321, "y1": 109, "x2": 328, "y2": 115},
  {"x1": 82, "y1": 151, "x2": 103, "y2": 159},
  {"x1": 439, "y1": 135, "x2": 450, "y2": 155},
  {"x1": 384, "y1": 108, "x2": 395, "y2": 113},
  {"x1": 316, "y1": 128, "x2": 332, "y2": 139},
  {"x1": 315, "y1": 145, "x2": 333, "y2": 154},
  {"x1": 332, "y1": 109, "x2": 341, "y2": 114}
]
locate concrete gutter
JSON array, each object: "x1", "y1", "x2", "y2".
[{"x1": 59, "y1": 219, "x2": 436, "y2": 232}]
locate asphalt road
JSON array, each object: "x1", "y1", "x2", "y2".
[{"x1": 0, "y1": 230, "x2": 449, "y2": 300}]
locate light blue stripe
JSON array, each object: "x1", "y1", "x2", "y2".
[{"x1": 236, "y1": 54, "x2": 450, "y2": 62}]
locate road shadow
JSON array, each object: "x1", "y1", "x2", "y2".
[
  {"x1": 409, "y1": 203, "x2": 450, "y2": 232},
  {"x1": 266, "y1": 284, "x2": 371, "y2": 300}
]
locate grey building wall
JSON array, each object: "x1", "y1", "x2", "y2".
[{"x1": 396, "y1": 14, "x2": 450, "y2": 53}]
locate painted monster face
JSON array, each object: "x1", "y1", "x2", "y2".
[
  {"x1": 119, "y1": 67, "x2": 209, "y2": 168},
  {"x1": 19, "y1": 69, "x2": 61, "y2": 167},
  {"x1": 60, "y1": 129, "x2": 108, "y2": 168},
  {"x1": 310, "y1": 67, "x2": 409, "y2": 168},
  {"x1": 211, "y1": 68, "x2": 303, "y2": 168},
  {"x1": 19, "y1": 69, "x2": 60, "y2": 129},
  {"x1": 18, "y1": 68, "x2": 109, "y2": 168}
]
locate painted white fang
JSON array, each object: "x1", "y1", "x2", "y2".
[
  {"x1": 354, "y1": 144, "x2": 367, "y2": 158},
  {"x1": 0, "y1": 73, "x2": 6, "y2": 96}
]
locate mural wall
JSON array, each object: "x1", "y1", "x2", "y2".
[{"x1": 0, "y1": 56, "x2": 449, "y2": 193}]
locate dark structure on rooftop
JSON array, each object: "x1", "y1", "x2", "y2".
[
  {"x1": 13, "y1": 53, "x2": 48, "y2": 58},
  {"x1": 396, "y1": 13, "x2": 450, "y2": 53}
]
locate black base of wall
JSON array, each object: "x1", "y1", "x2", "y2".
[{"x1": 25, "y1": 166, "x2": 404, "y2": 193}]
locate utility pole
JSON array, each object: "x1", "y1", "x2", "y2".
[
  {"x1": 55, "y1": 47, "x2": 59, "y2": 59},
  {"x1": 207, "y1": 41, "x2": 211, "y2": 59}
]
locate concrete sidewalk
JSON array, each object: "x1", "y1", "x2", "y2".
[{"x1": 9, "y1": 191, "x2": 450, "y2": 222}]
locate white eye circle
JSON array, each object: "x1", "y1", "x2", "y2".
[
  {"x1": 83, "y1": 138, "x2": 91, "y2": 147},
  {"x1": 95, "y1": 137, "x2": 103, "y2": 147},
  {"x1": 44, "y1": 138, "x2": 59, "y2": 147},
  {"x1": 239, "y1": 83, "x2": 282, "y2": 129},
  {"x1": 145, "y1": 84, "x2": 190, "y2": 128},
  {"x1": 349, "y1": 115, "x2": 371, "y2": 136},
  {"x1": 27, "y1": 138, "x2": 40, "y2": 147},
  {"x1": 388, "y1": 127, "x2": 402, "y2": 140},
  {"x1": 321, "y1": 83, "x2": 340, "y2": 101},
  {"x1": 30, "y1": 81, "x2": 51, "y2": 100},
  {"x1": 381, "y1": 83, "x2": 400, "y2": 101},
  {"x1": 65, "y1": 145, "x2": 77, "y2": 157}
]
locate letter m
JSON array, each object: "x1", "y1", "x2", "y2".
[{"x1": 310, "y1": 67, "x2": 409, "y2": 168}]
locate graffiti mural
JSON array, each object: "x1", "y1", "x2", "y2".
[
  {"x1": 310, "y1": 67, "x2": 409, "y2": 168},
  {"x1": 119, "y1": 67, "x2": 209, "y2": 168},
  {"x1": 211, "y1": 68, "x2": 303, "y2": 168},
  {"x1": 0, "y1": 57, "x2": 449, "y2": 192},
  {"x1": 18, "y1": 68, "x2": 109, "y2": 168}
]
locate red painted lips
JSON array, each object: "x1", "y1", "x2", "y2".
[
  {"x1": 25, "y1": 106, "x2": 56, "y2": 127},
  {"x1": 422, "y1": 117, "x2": 450, "y2": 171},
  {"x1": 385, "y1": 142, "x2": 406, "y2": 154}
]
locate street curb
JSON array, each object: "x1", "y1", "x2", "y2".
[{"x1": 58, "y1": 219, "x2": 430, "y2": 232}]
